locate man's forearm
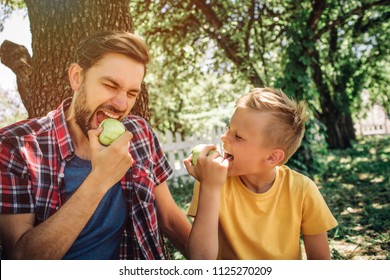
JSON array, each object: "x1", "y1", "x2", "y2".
[{"x1": 12, "y1": 175, "x2": 108, "y2": 259}]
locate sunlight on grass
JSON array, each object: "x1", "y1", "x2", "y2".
[
  {"x1": 341, "y1": 183, "x2": 355, "y2": 190},
  {"x1": 339, "y1": 157, "x2": 351, "y2": 163},
  {"x1": 357, "y1": 173, "x2": 370, "y2": 180},
  {"x1": 369, "y1": 147, "x2": 377, "y2": 154},
  {"x1": 370, "y1": 176, "x2": 384, "y2": 183}
]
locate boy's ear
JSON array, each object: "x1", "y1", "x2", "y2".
[
  {"x1": 68, "y1": 63, "x2": 83, "y2": 91},
  {"x1": 266, "y1": 149, "x2": 285, "y2": 165}
]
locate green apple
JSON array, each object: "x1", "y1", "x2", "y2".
[
  {"x1": 191, "y1": 144, "x2": 217, "y2": 165},
  {"x1": 98, "y1": 118, "x2": 126, "y2": 146}
]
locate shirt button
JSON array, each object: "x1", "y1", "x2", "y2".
[{"x1": 59, "y1": 173, "x2": 64, "y2": 178}]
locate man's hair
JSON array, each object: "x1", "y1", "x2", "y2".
[
  {"x1": 73, "y1": 30, "x2": 150, "y2": 75},
  {"x1": 235, "y1": 87, "x2": 308, "y2": 164}
]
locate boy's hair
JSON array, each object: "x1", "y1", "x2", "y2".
[
  {"x1": 236, "y1": 87, "x2": 308, "y2": 164},
  {"x1": 73, "y1": 30, "x2": 150, "y2": 75}
]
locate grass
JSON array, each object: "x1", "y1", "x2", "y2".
[
  {"x1": 167, "y1": 135, "x2": 390, "y2": 260},
  {"x1": 319, "y1": 136, "x2": 390, "y2": 260}
]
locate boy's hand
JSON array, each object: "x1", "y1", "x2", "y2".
[{"x1": 184, "y1": 144, "x2": 229, "y2": 188}]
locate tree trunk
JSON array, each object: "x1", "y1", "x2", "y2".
[
  {"x1": 0, "y1": 0, "x2": 149, "y2": 119},
  {"x1": 312, "y1": 48, "x2": 355, "y2": 149}
]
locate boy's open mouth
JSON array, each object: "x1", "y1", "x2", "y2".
[{"x1": 224, "y1": 151, "x2": 234, "y2": 161}]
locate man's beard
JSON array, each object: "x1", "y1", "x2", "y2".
[
  {"x1": 73, "y1": 84, "x2": 127, "y2": 138},
  {"x1": 74, "y1": 84, "x2": 93, "y2": 138}
]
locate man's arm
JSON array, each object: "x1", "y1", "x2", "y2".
[
  {"x1": 302, "y1": 232, "x2": 332, "y2": 260},
  {"x1": 0, "y1": 176, "x2": 107, "y2": 259},
  {"x1": 0, "y1": 129, "x2": 133, "y2": 259},
  {"x1": 154, "y1": 181, "x2": 191, "y2": 258}
]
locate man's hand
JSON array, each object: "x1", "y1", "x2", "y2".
[{"x1": 88, "y1": 128, "x2": 134, "y2": 189}]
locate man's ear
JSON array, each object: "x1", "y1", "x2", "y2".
[
  {"x1": 68, "y1": 63, "x2": 83, "y2": 91},
  {"x1": 266, "y1": 149, "x2": 285, "y2": 165}
]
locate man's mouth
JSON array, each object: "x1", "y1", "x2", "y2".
[{"x1": 97, "y1": 110, "x2": 121, "y2": 125}]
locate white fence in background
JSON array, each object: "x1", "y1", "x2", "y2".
[
  {"x1": 155, "y1": 127, "x2": 225, "y2": 178},
  {"x1": 354, "y1": 119, "x2": 390, "y2": 136},
  {"x1": 354, "y1": 103, "x2": 390, "y2": 136}
]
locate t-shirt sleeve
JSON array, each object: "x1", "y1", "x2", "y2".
[
  {"x1": 301, "y1": 179, "x2": 338, "y2": 235},
  {"x1": 187, "y1": 180, "x2": 200, "y2": 217}
]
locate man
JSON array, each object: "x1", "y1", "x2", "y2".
[{"x1": 0, "y1": 31, "x2": 191, "y2": 259}]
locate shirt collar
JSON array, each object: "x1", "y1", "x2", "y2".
[{"x1": 53, "y1": 97, "x2": 75, "y2": 161}]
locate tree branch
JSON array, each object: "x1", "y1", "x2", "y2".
[
  {"x1": 0, "y1": 40, "x2": 32, "y2": 104},
  {"x1": 315, "y1": 0, "x2": 389, "y2": 40}
]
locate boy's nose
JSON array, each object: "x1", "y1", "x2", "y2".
[{"x1": 221, "y1": 132, "x2": 229, "y2": 143}]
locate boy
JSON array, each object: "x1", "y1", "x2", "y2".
[{"x1": 184, "y1": 87, "x2": 337, "y2": 260}]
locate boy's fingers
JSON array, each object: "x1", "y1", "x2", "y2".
[{"x1": 183, "y1": 158, "x2": 193, "y2": 170}]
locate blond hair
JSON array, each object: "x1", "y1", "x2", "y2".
[{"x1": 235, "y1": 87, "x2": 308, "y2": 164}]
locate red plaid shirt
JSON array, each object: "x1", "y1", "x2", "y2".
[{"x1": 0, "y1": 98, "x2": 172, "y2": 259}]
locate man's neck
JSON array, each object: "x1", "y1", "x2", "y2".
[{"x1": 65, "y1": 107, "x2": 91, "y2": 160}]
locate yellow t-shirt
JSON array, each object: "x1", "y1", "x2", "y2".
[{"x1": 187, "y1": 165, "x2": 338, "y2": 260}]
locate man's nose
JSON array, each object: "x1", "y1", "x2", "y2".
[{"x1": 112, "y1": 91, "x2": 127, "y2": 111}]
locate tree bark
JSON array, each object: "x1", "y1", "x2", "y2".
[
  {"x1": 0, "y1": 0, "x2": 149, "y2": 119},
  {"x1": 312, "y1": 48, "x2": 355, "y2": 149}
]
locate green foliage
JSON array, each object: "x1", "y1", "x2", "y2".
[
  {"x1": 145, "y1": 56, "x2": 245, "y2": 134},
  {"x1": 0, "y1": 88, "x2": 27, "y2": 128},
  {"x1": 321, "y1": 136, "x2": 390, "y2": 259},
  {"x1": 0, "y1": 0, "x2": 25, "y2": 31},
  {"x1": 131, "y1": 0, "x2": 389, "y2": 170},
  {"x1": 287, "y1": 118, "x2": 328, "y2": 175}
]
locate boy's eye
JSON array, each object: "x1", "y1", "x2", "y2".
[{"x1": 235, "y1": 134, "x2": 243, "y2": 140}]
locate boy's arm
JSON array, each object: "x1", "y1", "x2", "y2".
[
  {"x1": 183, "y1": 145, "x2": 229, "y2": 260},
  {"x1": 302, "y1": 232, "x2": 332, "y2": 260},
  {"x1": 187, "y1": 183, "x2": 221, "y2": 259}
]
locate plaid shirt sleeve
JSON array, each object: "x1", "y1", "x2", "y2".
[
  {"x1": 0, "y1": 126, "x2": 36, "y2": 214},
  {"x1": 0, "y1": 105, "x2": 66, "y2": 219},
  {"x1": 120, "y1": 116, "x2": 173, "y2": 260},
  {"x1": 126, "y1": 116, "x2": 173, "y2": 186}
]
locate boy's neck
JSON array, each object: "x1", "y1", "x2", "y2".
[{"x1": 239, "y1": 168, "x2": 277, "y2": 194}]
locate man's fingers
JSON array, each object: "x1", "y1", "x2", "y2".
[
  {"x1": 88, "y1": 127, "x2": 103, "y2": 148},
  {"x1": 109, "y1": 131, "x2": 133, "y2": 147}
]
